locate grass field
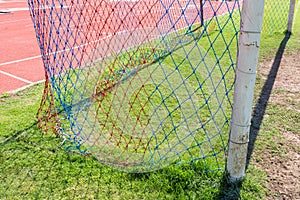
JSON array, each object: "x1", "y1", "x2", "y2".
[
  {"x1": 0, "y1": 84, "x2": 263, "y2": 199},
  {"x1": 1, "y1": 0, "x2": 299, "y2": 199}
]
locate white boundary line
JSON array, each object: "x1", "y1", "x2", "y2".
[
  {"x1": 0, "y1": 0, "x2": 26, "y2": 3},
  {"x1": 0, "y1": 69, "x2": 33, "y2": 84},
  {"x1": 7, "y1": 79, "x2": 45, "y2": 94},
  {"x1": 0, "y1": 6, "x2": 71, "y2": 14},
  {"x1": 0, "y1": 18, "x2": 28, "y2": 25},
  {"x1": 0, "y1": 7, "x2": 28, "y2": 11},
  {"x1": 0, "y1": 55, "x2": 41, "y2": 67}
]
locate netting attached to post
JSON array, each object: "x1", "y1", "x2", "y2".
[
  {"x1": 262, "y1": 0, "x2": 292, "y2": 34},
  {"x1": 29, "y1": 0, "x2": 242, "y2": 172}
]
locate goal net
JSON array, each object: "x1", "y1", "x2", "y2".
[{"x1": 29, "y1": 0, "x2": 242, "y2": 172}]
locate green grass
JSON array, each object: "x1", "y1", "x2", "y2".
[
  {"x1": 0, "y1": 88, "x2": 265, "y2": 198},
  {"x1": 1, "y1": 0, "x2": 300, "y2": 199}
]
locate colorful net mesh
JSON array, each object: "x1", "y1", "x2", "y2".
[{"x1": 28, "y1": 0, "x2": 242, "y2": 172}]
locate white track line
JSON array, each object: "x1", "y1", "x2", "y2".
[
  {"x1": 0, "y1": 5, "x2": 70, "y2": 13},
  {"x1": 0, "y1": 55, "x2": 41, "y2": 67},
  {"x1": 0, "y1": 0, "x2": 26, "y2": 3},
  {"x1": 8, "y1": 79, "x2": 45, "y2": 94},
  {"x1": 0, "y1": 18, "x2": 28, "y2": 25},
  {"x1": 1, "y1": 7, "x2": 28, "y2": 11},
  {"x1": 0, "y1": 70, "x2": 33, "y2": 84}
]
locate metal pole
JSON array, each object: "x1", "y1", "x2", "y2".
[
  {"x1": 226, "y1": 0, "x2": 265, "y2": 182},
  {"x1": 287, "y1": 0, "x2": 296, "y2": 33}
]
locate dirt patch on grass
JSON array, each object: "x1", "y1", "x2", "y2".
[
  {"x1": 260, "y1": 131, "x2": 300, "y2": 199},
  {"x1": 256, "y1": 50, "x2": 300, "y2": 199},
  {"x1": 262, "y1": 54, "x2": 300, "y2": 93},
  {"x1": 260, "y1": 50, "x2": 300, "y2": 112}
]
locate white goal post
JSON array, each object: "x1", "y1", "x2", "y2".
[
  {"x1": 227, "y1": 0, "x2": 297, "y2": 182},
  {"x1": 227, "y1": 0, "x2": 265, "y2": 182}
]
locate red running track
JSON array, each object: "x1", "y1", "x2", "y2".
[
  {"x1": 0, "y1": 0, "x2": 44, "y2": 95},
  {"x1": 0, "y1": 0, "x2": 240, "y2": 95}
]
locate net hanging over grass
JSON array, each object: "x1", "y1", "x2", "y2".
[
  {"x1": 29, "y1": 0, "x2": 242, "y2": 172},
  {"x1": 262, "y1": 0, "x2": 292, "y2": 34}
]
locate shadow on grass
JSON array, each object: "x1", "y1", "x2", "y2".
[
  {"x1": 214, "y1": 173, "x2": 243, "y2": 200},
  {"x1": 0, "y1": 121, "x2": 39, "y2": 145},
  {"x1": 246, "y1": 32, "x2": 291, "y2": 168}
]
